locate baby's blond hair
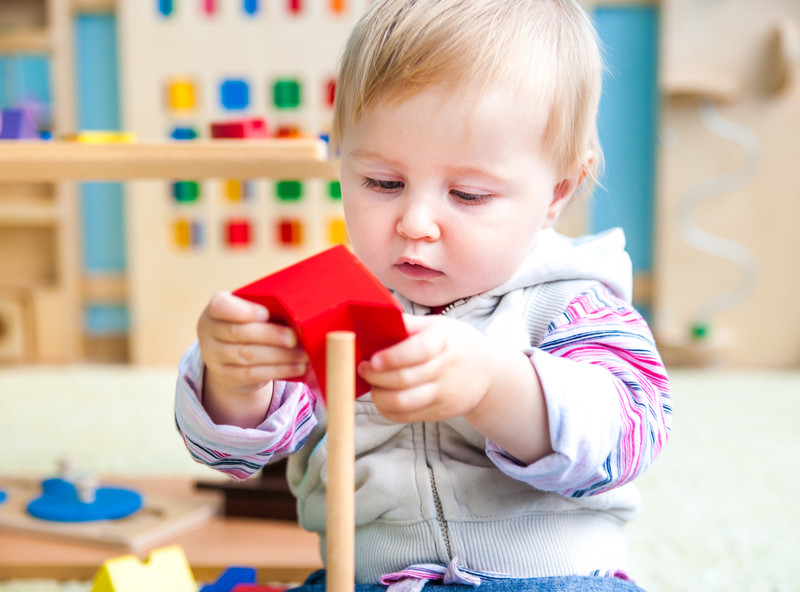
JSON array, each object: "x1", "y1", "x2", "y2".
[{"x1": 332, "y1": 0, "x2": 603, "y2": 191}]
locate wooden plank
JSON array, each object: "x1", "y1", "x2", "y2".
[
  {"x1": 49, "y1": 0, "x2": 77, "y2": 134},
  {"x1": 81, "y1": 273, "x2": 128, "y2": 302},
  {"x1": 0, "y1": 139, "x2": 335, "y2": 181},
  {"x1": 0, "y1": 28, "x2": 50, "y2": 52},
  {"x1": 71, "y1": 0, "x2": 116, "y2": 13},
  {"x1": 0, "y1": 202, "x2": 57, "y2": 225}
]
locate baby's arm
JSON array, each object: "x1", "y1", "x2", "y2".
[
  {"x1": 358, "y1": 314, "x2": 553, "y2": 464},
  {"x1": 359, "y1": 286, "x2": 672, "y2": 496},
  {"x1": 175, "y1": 344, "x2": 318, "y2": 479},
  {"x1": 197, "y1": 292, "x2": 308, "y2": 428},
  {"x1": 490, "y1": 285, "x2": 672, "y2": 496},
  {"x1": 175, "y1": 291, "x2": 316, "y2": 479}
]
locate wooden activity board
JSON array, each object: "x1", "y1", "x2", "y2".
[
  {"x1": 653, "y1": 0, "x2": 800, "y2": 366},
  {"x1": 117, "y1": 0, "x2": 371, "y2": 364},
  {"x1": 0, "y1": 476, "x2": 218, "y2": 551}
]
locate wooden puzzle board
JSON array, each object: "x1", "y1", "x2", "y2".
[
  {"x1": 0, "y1": 477, "x2": 218, "y2": 551},
  {"x1": 653, "y1": 0, "x2": 800, "y2": 366},
  {"x1": 117, "y1": 0, "x2": 371, "y2": 364}
]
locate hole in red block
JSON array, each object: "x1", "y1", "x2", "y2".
[{"x1": 276, "y1": 219, "x2": 303, "y2": 246}]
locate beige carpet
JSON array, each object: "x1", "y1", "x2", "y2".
[{"x1": 0, "y1": 365, "x2": 798, "y2": 592}]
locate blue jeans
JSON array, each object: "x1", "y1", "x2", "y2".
[{"x1": 289, "y1": 570, "x2": 647, "y2": 592}]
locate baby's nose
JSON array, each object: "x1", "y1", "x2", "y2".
[{"x1": 396, "y1": 198, "x2": 441, "y2": 241}]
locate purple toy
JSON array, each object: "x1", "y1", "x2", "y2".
[{"x1": 0, "y1": 108, "x2": 39, "y2": 140}]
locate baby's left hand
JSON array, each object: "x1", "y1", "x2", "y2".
[{"x1": 358, "y1": 314, "x2": 498, "y2": 423}]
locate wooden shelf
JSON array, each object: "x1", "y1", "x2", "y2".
[
  {"x1": 0, "y1": 138, "x2": 337, "y2": 181},
  {"x1": 0, "y1": 27, "x2": 50, "y2": 53},
  {"x1": 661, "y1": 74, "x2": 742, "y2": 103},
  {"x1": 0, "y1": 276, "x2": 57, "y2": 292},
  {"x1": 0, "y1": 202, "x2": 58, "y2": 226},
  {"x1": 71, "y1": 0, "x2": 116, "y2": 12}
]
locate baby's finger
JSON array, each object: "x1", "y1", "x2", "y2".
[
  {"x1": 206, "y1": 291, "x2": 269, "y2": 324},
  {"x1": 211, "y1": 319, "x2": 298, "y2": 348},
  {"x1": 358, "y1": 351, "x2": 443, "y2": 390},
  {"x1": 217, "y1": 341, "x2": 308, "y2": 368},
  {"x1": 369, "y1": 330, "x2": 445, "y2": 371}
]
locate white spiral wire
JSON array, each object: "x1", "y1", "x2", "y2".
[{"x1": 674, "y1": 100, "x2": 760, "y2": 332}]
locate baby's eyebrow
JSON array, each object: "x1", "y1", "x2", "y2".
[
  {"x1": 448, "y1": 165, "x2": 506, "y2": 182},
  {"x1": 347, "y1": 149, "x2": 396, "y2": 165}
]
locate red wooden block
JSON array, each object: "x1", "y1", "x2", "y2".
[
  {"x1": 210, "y1": 118, "x2": 268, "y2": 139},
  {"x1": 233, "y1": 245, "x2": 408, "y2": 401}
]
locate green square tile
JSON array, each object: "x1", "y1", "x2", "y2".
[
  {"x1": 173, "y1": 180, "x2": 200, "y2": 203},
  {"x1": 273, "y1": 79, "x2": 301, "y2": 109},
  {"x1": 275, "y1": 180, "x2": 303, "y2": 201},
  {"x1": 328, "y1": 180, "x2": 341, "y2": 200}
]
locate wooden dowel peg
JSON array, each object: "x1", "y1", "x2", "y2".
[{"x1": 325, "y1": 331, "x2": 356, "y2": 592}]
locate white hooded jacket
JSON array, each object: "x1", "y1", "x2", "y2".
[{"x1": 174, "y1": 228, "x2": 671, "y2": 583}]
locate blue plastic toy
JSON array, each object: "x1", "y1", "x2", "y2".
[
  {"x1": 199, "y1": 566, "x2": 257, "y2": 592},
  {"x1": 26, "y1": 477, "x2": 142, "y2": 522}
]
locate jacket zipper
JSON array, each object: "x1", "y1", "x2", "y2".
[
  {"x1": 424, "y1": 423, "x2": 453, "y2": 560},
  {"x1": 438, "y1": 299, "x2": 467, "y2": 316},
  {"x1": 418, "y1": 304, "x2": 463, "y2": 560}
]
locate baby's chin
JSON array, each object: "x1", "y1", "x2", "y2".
[
  {"x1": 392, "y1": 288, "x2": 469, "y2": 310},
  {"x1": 386, "y1": 274, "x2": 489, "y2": 309}
]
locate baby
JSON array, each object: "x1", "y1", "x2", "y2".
[{"x1": 176, "y1": 1, "x2": 671, "y2": 590}]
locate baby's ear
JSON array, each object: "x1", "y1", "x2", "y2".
[{"x1": 542, "y1": 150, "x2": 595, "y2": 229}]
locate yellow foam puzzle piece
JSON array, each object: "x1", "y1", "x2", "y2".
[{"x1": 89, "y1": 545, "x2": 197, "y2": 592}]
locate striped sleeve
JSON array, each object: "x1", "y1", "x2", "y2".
[
  {"x1": 174, "y1": 341, "x2": 318, "y2": 480},
  {"x1": 487, "y1": 284, "x2": 672, "y2": 497}
]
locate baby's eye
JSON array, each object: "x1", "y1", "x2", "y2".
[
  {"x1": 451, "y1": 189, "x2": 492, "y2": 205},
  {"x1": 362, "y1": 177, "x2": 404, "y2": 192}
]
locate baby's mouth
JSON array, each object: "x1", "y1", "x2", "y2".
[{"x1": 395, "y1": 260, "x2": 443, "y2": 280}]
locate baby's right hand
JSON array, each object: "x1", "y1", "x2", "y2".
[{"x1": 197, "y1": 291, "x2": 308, "y2": 400}]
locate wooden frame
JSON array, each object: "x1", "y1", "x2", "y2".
[{"x1": 0, "y1": 0, "x2": 82, "y2": 363}]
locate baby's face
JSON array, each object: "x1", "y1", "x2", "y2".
[{"x1": 339, "y1": 84, "x2": 569, "y2": 307}]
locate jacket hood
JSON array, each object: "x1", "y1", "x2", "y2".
[{"x1": 487, "y1": 227, "x2": 632, "y2": 302}]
